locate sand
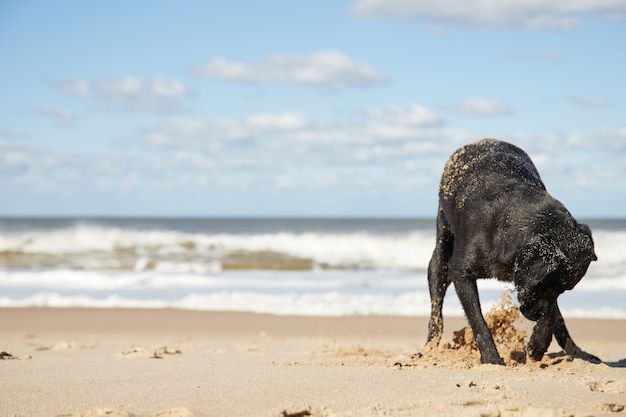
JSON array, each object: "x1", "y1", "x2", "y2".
[{"x1": 1, "y1": 306, "x2": 625, "y2": 417}]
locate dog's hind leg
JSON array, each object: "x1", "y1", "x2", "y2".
[
  {"x1": 553, "y1": 302, "x2": 601, "y2": 363},
  {"x1": 424, "y1": 209, "x2": 453, "y2": 351},
  {"x1": 453, "y1": 269, "x2": 505, "y2": 365}
]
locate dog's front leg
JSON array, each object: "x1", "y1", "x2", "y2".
[
  {"x1": 553, "y1": 303, "x2": 601, "y2": 363},
  {"x1": 454, "y1": 275, "x2": 504, "y2": 365},
  {"x1": 527, "y1": 306, "x2": 557, "y2": 361}
]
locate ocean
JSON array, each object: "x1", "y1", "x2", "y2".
[{"x1": 1, "y1": 217, "x2": 625, "y2": 318}]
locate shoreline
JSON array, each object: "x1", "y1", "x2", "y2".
[
  {"x1": 2, "y1": 307, "x2": 626, "y2": 340},
  {"x1": 1, "y1": 308, "x2": 625, "y2": 417}
]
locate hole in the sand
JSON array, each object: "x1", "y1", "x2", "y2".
[
  {"x1": 0, "y1": 351, "x2": 18, "y2": 360},
  {"x1": 281, "y1": 409, "x2": 311, "y2": 417}
]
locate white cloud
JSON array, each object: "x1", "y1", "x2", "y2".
[
  {"x1": 57, "y1": 76, "x2": 189, "y2": 112},
  {"x1": 246, "y1": 112, "x2": 309, "y2": 130},
  {"x1": 139, "y1": 105, "x2": 461, "y2": 174},
  {"x1": 367, "y1": 104, "x2": 442, "y2": 126},
  {"x1": 91, "y1": 96, "x2": 439, "y2": 176},
  {"x1": 350, "y1": 0, "x2": 626, "y2": 29},
  {"x1": 35, "y1": 107, "x2": 73, "y2": 119},
  {"x1": 150, "y1": 112, "x2": 311, "y2": 146},
  {"x1": 446, "y1": 98, "x2": 513, "y2": 116},
  {"x1": 591, "y1": 127, "x2": 626, "y2": 150},
  {"x1": 151, "y1": 77, "x2": 188, "y2": 97},
  {"x1": 563, "y1": 95, "x2": 609, "y2": 109},
  {"x1": 506, "y1": 128, "x2": 626, "y2": 158},
  {"x1": 3, "y1": 118, "x2": 626, "y2": 216},
  {"x1": 34, "y1": 107, "x2": 75, "y2": 128},
  {"x1": 58, "y1": 80, "x2": 91, "y2": 95},
  {"x1": 0, "y1": 140, "x2": 66, "y2": 177},
  {"x1": 275, "y1": 176, "x2": 296, "y2": 189},
  {"x1": 7, "y1": 101, "x2": 626, "y2": 201},
  {"x1": 192, "y1": 50, "x2": 389, "y2": 90}
]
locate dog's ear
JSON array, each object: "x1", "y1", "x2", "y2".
[{"x1": 514, "y1": 237, "x2": 560, "y2": 290}]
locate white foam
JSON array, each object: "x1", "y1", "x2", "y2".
[
  {"x1": 0, "y1": 291, "x2": 450, "y2": 316},
  {"x1": 2, "y1": 288, "x2": 625, "y2": 318},
  {"x1": 204, "y1": 231, "x2": 435, "y2": 270},
  {"x1": 0, "y1": 269, "x2": 422, "y2": 292},
  {"x1": 3, "y1": 225, "x2": 625, "y2": 275},
  {"x1": 1, "y1": 267, "x2": 625, "y2": 318},
  {"x1": 587, "y1": 230, "x2": 626, "y2": 273},
  {"x1": 0, "y1": 225, "x2": 435, "y2": 270}
]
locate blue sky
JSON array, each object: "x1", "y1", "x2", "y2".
[{"x1": 1, "y1": 1, "x2": 625, "y2": 217}]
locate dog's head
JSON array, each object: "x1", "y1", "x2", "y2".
[{"x1": 514, "y1": 222, "x2": 597, "y2": 322}]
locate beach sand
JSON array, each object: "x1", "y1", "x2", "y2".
[{"x1": 1, "y1": 307, "x2": 625, "y2": 417}]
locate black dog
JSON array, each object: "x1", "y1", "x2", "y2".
[{"x1": 425, "y1": 139, "x2": 598, "y2": 365}]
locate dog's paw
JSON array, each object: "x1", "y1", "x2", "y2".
[
  {"x1": 573, "y1": 350, "x2": 602, "y2": 364},
  {"x1": 562, "y1": 339, "x2": 601, "y2": 363},
  {"x1": 480, "y1": 356, "x2": 505, "y2": 366}
]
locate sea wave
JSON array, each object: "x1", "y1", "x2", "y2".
[
  {"x1": 0, "y1": 291, "x2": 437, "y2": 316},
  {"x1": 2, "y1": 289, "x2": 625, "y2": 318},
  {"x1": 0, "y1": 269, "x2": 421, "y2": 292},
  {"x1": 0, "y1": 224, "x2": 435, "y2": 271},
  {"x1": 1, "y1": 268, "x2": 625, "y2": 318},
  {"x1": 1, "y1": 220, "x2": 626, "y2": 318},
  {"x1": 3, "y1": 224, "x2": 626, "y2": 274}
]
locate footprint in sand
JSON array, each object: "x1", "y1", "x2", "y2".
[
  {"x1": 279, "y1": 406, "x2": 329, "y2": 417},
  {"x1": 0, "y1": 351, "x2": 19, "y2": 360},
  {"x1": 588, "y1": 380, "x2": 625, "y2": 393},
  {"x1": 35, "y1": 340, "x2": 95, "y2": 351},
  {"x1": 116, "y1": 345, "x2": 181, "y2": 359},
  {"x1": 602, "y1": 403, "x2": 625, "y2": 413},
  {"x1": 0, "y1": 351, "x2": 32, "y2": 360},
  {"x1": 54, "y1": 406, "x2": 193, "y2": 416}
]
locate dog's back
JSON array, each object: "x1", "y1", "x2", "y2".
[
  {"x1": 436, "y1": 138, "x2": 573, "y2": 283},
  {"x1": 440, "y1": 139, "x2": 545, "y2": 213}
]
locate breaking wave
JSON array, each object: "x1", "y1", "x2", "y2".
[
  {"x1": 0, "y1": 224, "x2": 435, "y2": 272},
  {"x1": 1, "y1": 218, "x2": 625, "y2": 317}
]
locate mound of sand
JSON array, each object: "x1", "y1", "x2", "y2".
[
  {"x1": 418, "y1": 291, "x2": 528, "y2": 368},
  {"x1": 444, "y1": 291, "x2": 528, "y2": 365}
]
